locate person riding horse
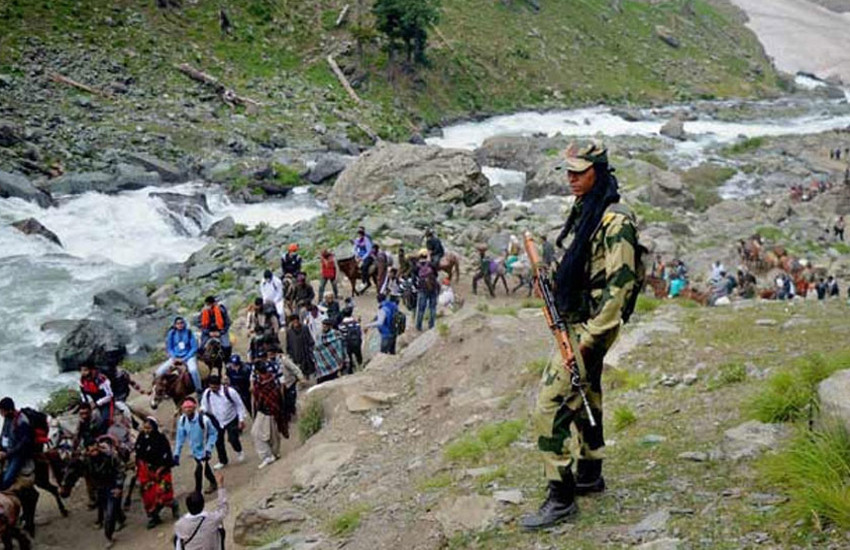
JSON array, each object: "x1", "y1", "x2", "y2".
[
  {"x1": 154, "y1": 316, "x2": 203, "y2": 399},
  {"x1": 199, "y1": 296, "x2": 232, "y2": 369},
  {"x1": 425, "y1": 228, "x2": 444, "y2": 270},
  {"x1": 352, "y1": 226, "x2": 374, "y2": 287}
]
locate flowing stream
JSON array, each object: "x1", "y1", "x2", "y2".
[{"x1": 0, "y1": 185, "x2": 322, "y2": 406}]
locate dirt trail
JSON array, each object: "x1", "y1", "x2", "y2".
[{"x1": 730, "y1": 0, "x2": 850, "y2": 82}]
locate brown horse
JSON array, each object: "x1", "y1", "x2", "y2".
[
  {"x1": 438, "y1": 252, "x2": 461, "y2": 283},
  {"x1": 679, "y1": 286, "x2": 710, "y2": 306},
  {"x1": 150, "y1": 362, "x2": 210, "y2": 410},
  {"x1": 0, "y1": 493, "x2": 30, "y2": 550},
  {"x1": 646, "y1": 275, "x2": 668, "y2": 298},
  {"x1": 337, "y1": 257, "x2": 378, "y2": 296}
]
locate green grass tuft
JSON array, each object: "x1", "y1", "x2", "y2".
[
  {"x1": 612, "y1": 405, "x2": 637, "y2": 431},
  {"x1": 417, "y1": 472, "x2": 453, "y2": 492},
  {"x1": 520, "y1": 297, "x2": 544, "y2": 309},
  {"x1": 298, "y1": 398, "x2": 324, "y2": 442},
  {"x1": 635, "y1": 295, "x2": 663, "y2": 315},
  {"x1": 632, "y1": 202, "x2": 675, "y2": 223},
  {"x1": 761, "y1": 422, "x2": 850, "y2": 529},
  {"x1": 41, "y1": 388, "x2": 79, "y2": 416},
  {"x1": 489, "y1": 306, "x2": 518, "y2": 317},
  {"x1": 749, "y1": 352, "x2": 850, "y2": 423},
  {"x1": 437, "y1": 321, "x2": 450, "y2": 337},
  {"x1": 326, "y1": 505, "x2": 369, "y2": 537},
  {"x1": 524, "y1": 358, "x2": 549, "y2": 377},
  {"x1": 606, "y1": 368, "x2": 650, "y2": 392},
  {"x1": 444, "y1": 420, "x2": 525, "y2": 465},
  {"x1": 708, "y1": 361, "x2": 748, "y2": 390},
  {"x1": 723, "y1": 136, "x2": 766, "y2": 155}
]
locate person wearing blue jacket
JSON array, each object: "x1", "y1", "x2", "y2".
[
  {"x1": 352, "y1": 227, "x2": 374, "y2": 287},
  {"x1": 155, "y1": 316, "x2": 202, "y2": 397},
  {"x1": 365, "y1": 294, "x2": 399, "y2": 355},
  {"x1": 173, "y1": 398, "x2": 218, "y2": 495}
]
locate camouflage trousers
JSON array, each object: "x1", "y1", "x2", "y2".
[{"x1": 531, "y1": 326, "x2": 618, "y2": 482}]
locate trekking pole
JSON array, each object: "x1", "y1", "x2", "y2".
[{"x1": 524, "y1": 231, "x2": 596, "y2": 427}]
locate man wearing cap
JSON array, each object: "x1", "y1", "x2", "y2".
[
  {"x1": 198, "y1": 296, "x2": 232, "y2": 363},
  {"x1": 260, "y1": 269, "x2": 285, "y2": 319},
  {"x1": 522, "y1": 140, "x2": 640, "y2": 530},
  {"x1": 173, "y1": 398, "x2": 219, "y2": 495},
  {"x1": 312, "y1": 318, "x2": 348, "y2": 384},
  {"x1": 156, "y1": 316, "x2": 202, "y2": 398},
  {"x1": 281, "y1": 243, "x2": 302, "y2": 279},
  {"x1": 200, "y1": 375, "x2": 247, "y2": 470}
]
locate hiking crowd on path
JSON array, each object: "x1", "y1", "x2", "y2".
[{"x1": 0, "y1": 224, "x2": 476, "y2": 549}]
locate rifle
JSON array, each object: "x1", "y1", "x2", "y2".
[{"x1": 523, "y1": 232, "x2": 596, "y2": 427}]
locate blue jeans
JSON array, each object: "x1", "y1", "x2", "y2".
[
  {"x1": 416, "y1": 291, "x2": 437, "y2": 331},
  {"x1": 0, "y1": 455, "x2": 23, "y2": 491},
  {"x1": 380, "y1": 335, "x2": 397, "y2": 355}
]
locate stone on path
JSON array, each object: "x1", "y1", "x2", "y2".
[
  {"x1": 434, "y1": 495, "x2": 497, "y2": 534},
  {"x1": 677, "y1": 451, "x2": 708, "y2": 462},
  {"x1": 629, "y1": 509, "x2": 670, "y2": 537},
  {"x1": 493, "y1": 489, "x2": 524, "y2": 504},
  {"x1": 721, "y1": 420, "x2": 789, "y2": 460},
  {"x1": 292, "y1": 443, "x2": 356, "y2": 489},
  {"x1": 637, "y1": 538, "x2": 682, "y2": 550},
  {"x1": 345, "y1": 391, "x2": 397, "y2": 413}
]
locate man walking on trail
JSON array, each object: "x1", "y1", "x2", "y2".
[
  {"x1": 260, "y1": 269, "x2": 284, "y2": 319},
  {"x1": 312, "y1": 318, "x2": 348, "y2": 383},
  {"x1": 200, "y1": 375, "x2": 247, "y2": 470},
  {"x1": 366, "y1": 294, "x2": 399, "y2": 355},
  {"x1": 472, "y1": 245, "x2": 494, "y2": 297},
  {"x1": 174, "y1": 470, "x2": 227, "y2": 550},
  {"x1": 414, "y1": 249, "x2": 439, "y2": 331},
  {"x1": 173, "y1": 398, "x2": 218, "y2": 495},
  {"x1": 319, "y1": 249, "x2": 339, "y2": 300},
  {"x1": 522, "y1": 140, "x2": 639, "y2": 530}
]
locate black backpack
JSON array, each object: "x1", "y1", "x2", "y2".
[
  {"x1": 392, "y1": 309, "x2": 407, "y2": 336},
  {"x1": 342, "y1": 320, "x2": 362, "y2": 350}
]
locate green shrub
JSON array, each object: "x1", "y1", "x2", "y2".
[
  {"x1": 749, "y1": 353, "x2": 848, "y2": 423},
  {"x1": 606, "y1": 368, "x2": 650, "y2": 392},
  {"x1": 722, "y1": 136, "x2": 765, "y2": 155},
  {"x1": 298, "y1": 398, "x2": 324, "y2": 442},
  {"x1": 761, "y1": 422, "x2": 850, "y2": 529},
  {"x1": 272, "y1": 163, "x2": 303, "y2": 186},
  {"x1": 632, "y1": 202, "x2": 675, "y2": 223},
  {"x1": 635, "y1": 152, "x2": 668, "y2": 170},
  {"x1": 437, "y1": 322, "x2": 450, "y2": 337},
  {"x1": 417, "y1": 472, "x2": 453, "y2": 491},
  {"x1": 755, "y1": 226, "x2": 785, "y2": 242},
  {"x1": 41, "y1": 387, "x2": 79, "y2": 416},
  {"x1": 489, "y1": 306, "x2": 518, "y2": 317},
  {"x1": 444, "y1": 420, "x2": 524, "y2": 465},
  {"x1": 708, "y1": 361, "x2": 747, "y2": 390},
  {"x1": 612, "y1": 406, "x2": 637, "y2": 431},
  {"x1": 680, "y1": 164, "x2": 735, "y2": 212}
]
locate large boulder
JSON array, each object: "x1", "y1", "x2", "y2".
[
  {"x1": 659, "y1": 116, "x2": 686, "y2": 141},
  {"x1": 233, "y1": 503, "x2": 310, "y2": 546},
  {"x1": 307, "y1": 153, "x2": 350, "y2": 184},
  {"x1": 292, "y1": 443, "x2": 356, "y2": 489},
  {"x1": 11, "y1": 218, "x2": 62, "y2": 247},
  {"x1": 632, "y1": 161, "x2": 695, "y2": 209},
  {"x1": 0, "y1": 120, "x2": 21, "y2": 147},
  {"x1": 475, "y1": 135, "x2": 545, "y2": 173},
  {"x1": 55, "y1": 319, "x2": 129, "y2": 373},
  {"x1": 124, "y1": 152, "x2": 188, "y2": 183},
  {"x1": 150, "y1": 192, "x2": 210, "y2": 235},
  {"x1": 0, "y1": 170, "x2": 54, "y2": 207},
  {"x1": 113, "y1": 163, "x2": 162, "y2": 191},
  {"x1": 204, "y1": 216, "x2": 237, "y2": 238},
  {"x1": 50, "y1": 171, "x2": 116, "y2": 195},
  {"x1": 330, "y1": 143, "x2": 492, "y2": 208},
  {"x1": 93, "y1": 288, "x2": 149, "y2": 316},
  {"x1": 818, "y1": 369, "x2": 850, "y2": 432},
  {"x1": 721, "y1": 420, "x2": 790, "y2": 460},
  {"x1": 523, "y1": 158, "x2": 568, "y2": 200}
]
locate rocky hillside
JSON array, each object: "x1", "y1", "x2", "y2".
[{"x1": 0, "y1": 0, "x2": 780, "y2": 184}]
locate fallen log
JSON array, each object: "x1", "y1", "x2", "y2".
[
  {"x1": 49, "y1": 73, "x2": 112, "y2": 98},
  {"x1": 336, "y1": 4, "x2": 350, "y2": 27},
  {"x1": 175, "y1": 63, "x2": 264, "y2": 112},
  {"x1": 326, "y1": 54, "x2": 362, "y2": 104}
]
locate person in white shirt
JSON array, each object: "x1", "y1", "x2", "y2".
[
  {"x1": 174, "y1": 470, "x2": 228, "y2": 550},
  {"x1": 200, "y1": 375, "x2": 247, "y2": 470},
  {"x1": 260, "y1": 269, "x2": 284, "y2": 319},
  {"x1": 303, "y1": 304, "x2": 325, "y2": 342}
]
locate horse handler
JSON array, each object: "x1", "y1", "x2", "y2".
[{"x1": 522, "y1": 141, "x2": 641, "y2": 530}]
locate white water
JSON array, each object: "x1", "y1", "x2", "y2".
[{"x1": 0, "y1": 184, "x2": 322, "y2": 407}]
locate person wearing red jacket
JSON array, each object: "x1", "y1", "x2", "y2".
[{"x1": 318, "y1": 249, "x2": 338, "y2": 300}]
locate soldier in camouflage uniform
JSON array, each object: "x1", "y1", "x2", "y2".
[{"x1": 521, "y1": 140, "x2": 639, "y2": 530}]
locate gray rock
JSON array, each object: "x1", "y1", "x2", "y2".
[
  {"x1": 818, "y1": 369, "x2": 850, "y2": 433},
  {"x1": 331, "y1": 143, "x2": 493, "y2": 208},
  {"x1": 204, "y1": 216, "x2": 237, "y2": 238},
  {"x1": 50, "y1": 171, "x2": 116, "y2": 195},
  {"x1": 113, "y1": 163, "x2": 162, "y2": 191},
  {"x1": 150, "y1": 192, "x2": 210, "y2": 234},
  {"x1": 307, "y1": 153, "x2": 349, "y2": 184},
  {"x1": 256, "y1": 534, "x2": 323, "y2": 550},
  {"x1": 321, "y1": 134, "x2": 360, "y2": 156},
  {"x1": 467, "y1": 199, "x2": 501, "y2": 220},
  {"x1": 641, "y1": 434, "x2": 667, "y2": 446},
  {"x1": 292, "y1": 443, "x2": 357, "y2": 488},
  {"x1": 55, "y1": 319, "x2": 129, "y2": 373},
  {"x1": 435, "y1": 495, "x2": 497, "y2": 534},
  {"x1": 677, "y1": 451, "x2": 708, "y2": 462},
  {"x1": 233, "y1": 504, "x2": 310, "y2": 546},
  {"x1": 11, "y1": 217, "x2": 62, "y2": 246},
  {"x1": 0, "y1": 120, "x2": 21, "y2": 147},
  {"x1": 721, "y1": 420, "x2": 789, "y2": 460},
  {"x1": 149, "y1": 284, "x2": 176, "y2": 307},
  {"x1": 660, "y1": 116, "x2": 686, "y2": 141},
  {"x1": 656, "y1": 25, "x2": 680, "y2": 48},
  {"x1": 524, "y1": 158, "x2": 569, "y2": 200},
  {"x1": 755, "y1": 319, "x2": 777, "y2": 326},
  {"x1": 188, "y1": 262, "x2": 225, "y2": 280},
  {"x1": 630, "y1": 509, "x2": 670, "y2": 537},
  {"x1": 0, "y1": 170, "x2": 54, "y2": 207},
  {"x1": 493, "y1": 489, "x2": 524, "y2": 504},
  {"x1": 93, "y1": 288, "x2": 149, "y2": 316},
  {"x1": 124, "y1": 152, "x2": 187, "y2": 183}
]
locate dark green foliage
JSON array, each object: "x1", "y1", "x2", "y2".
[{"x1": 373, "y1": 0, "x2": 441, "y2": 64}]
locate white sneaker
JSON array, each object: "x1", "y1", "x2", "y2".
[
  {"x1": 236, "y1": 452, "x2": 245, "y2": 463},
  {"x1": 258, "y1": 457, "x2": 276, "y2": 470},
  {"x1": 212, "y1": 462, "x2": 226, "y2": 471}
]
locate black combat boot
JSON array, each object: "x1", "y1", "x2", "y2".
[
  {"x1": 519, "y1": 474, "x2": 578, "y2": 531},
  {"x1": 575, "y1": 459, "x2": 605, "y2": 495}
]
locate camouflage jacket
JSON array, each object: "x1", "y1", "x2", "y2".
[{"x1": 570, "y1": 201, "x2": 639, "y2": 351}]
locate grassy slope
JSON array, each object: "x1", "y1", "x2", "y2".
[{"x1": 0, "y1": 0, "x2": 780, "y2": 147}]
